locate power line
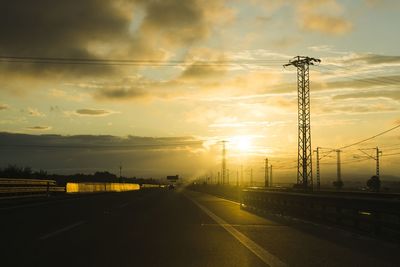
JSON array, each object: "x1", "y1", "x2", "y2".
[
  {"x1": 0, "y1": 55, "x2": 287, "y2": 67},
  {"x1": 326, "y1": 64, "x2": 400, "y2": 84},
  {"x1": 320, "y1": 157, "x2": 370, "y2": 165},
  {"x1": 339, "y1": 124, "x2": 400, "y2": 150},
  {"x1": 318, "y1": 65, "x2": 400, "y2": 87},
  {"x1": 382, "y1": 152, "x2": 400, "y2": 157}
]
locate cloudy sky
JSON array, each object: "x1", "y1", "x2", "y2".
[{"x1": 0, "y1": 0, "x2": 399, "y2": 183}]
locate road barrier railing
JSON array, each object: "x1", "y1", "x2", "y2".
[
  {"x1": 241, "y1": 189, "x2": 400, "y2": 240},
  {"x1": 0, "y1": 178, "x2": 65, "y2": 199}
]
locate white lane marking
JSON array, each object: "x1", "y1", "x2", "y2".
[
  {"x1": 190, "y1": 191, "x2": 241, "y2": 205},
  {"x1": 217, "y1": 198, "x2": 241, "y2": 205},
  {"x1": 119, "y1": 201, "x2": 130, "y2": 208},
  {"x1": 39, "y1": 221, "x2": 86, "y2": 241},
  {"x1": 186, "y1": 194, "x2": 287, "y2": 267},
  {"x1": 201, "y1": 223, "x2": 284, "y2": 228}
]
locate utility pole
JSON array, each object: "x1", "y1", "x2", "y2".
[
  {"x1": 314, "y1": 147, "x2": 321, "y2": 190},
  {"x1": 269, "y1": 165, "x2": 273, "y2": 187},
  {"x1": 250, "y1": 168, "x2": 253, "y2": 187},
  {"x1": 217, "y1": 171, "x2": 220, "y2": 184},
  {"x1": 376, "y1": 147, "x2": 382, "y2": 177},
  {"x1": 336, "y1": 149, "x2": 342, "y2": 189},
  {"x1": 264, "y1": 158, "x2": 269, "y2": 187},
  {"x1": 359, "y1": 147, "x2": 383, "y2": 177},
  {"x1": 227, "y1": 169, "x2": 230, "y2": 185},
  {"x1": 284, "y1": 56, "x2": 320, "y2": 190},
  {"x1": 240, "y1": 165, "x2": 243, "y2": 187},
  {"x1": 236, "y1": 169, "x2": 239, "y2": 187},
  {"x1": 119, "y1": 162, "x2": 122, "y2": 180},
  {"x1": 221, "y1": 140, "x2": 227, "y2": 185}
]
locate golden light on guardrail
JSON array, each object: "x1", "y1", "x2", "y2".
[{"x1": 66, "y1": 183, "x2": 140, "y2": 193}]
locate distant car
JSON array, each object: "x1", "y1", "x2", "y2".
[{"x1": 168, "y1": 184, "x2": 175, "y2": 190}]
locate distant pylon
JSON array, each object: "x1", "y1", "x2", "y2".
[
  {"x1": 314, "y1": 147, "x2": 321, "y2": 190},
  {"x1": 240, "y1": 165, "x2": 243, "y2": 186},
  {"x1": 265, "y1": 158, "x2": 269, "y2": 187},
  {"x1": 221, "y1": 140, "x2": 227, "y2": 184},
  {"x1": 336, "y1": 149, "x2": 342, "y2": 185},
  {"x1": 250, "y1": 168, "x2": 253, "y2": 187},
  {"x1": 269, "y1": 165, "x2": 273, "y2": 187},
  {"x1": 284, "y1": 56, "x2": 321, "y2": 190}
]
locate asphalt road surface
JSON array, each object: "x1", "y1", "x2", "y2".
[{"x1": 0, "y1": 188, "x2": 399, "y2": 267}]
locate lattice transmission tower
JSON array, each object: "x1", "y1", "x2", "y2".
[
  {"x1": 221, "y1": 140, "x2": 227, "y2": 184},
  {"x1": 284, "y1": 56, "x2": 320, "y2": 189}
]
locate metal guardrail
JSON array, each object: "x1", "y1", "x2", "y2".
[
  {"x1": 246, "y1": 186, "x2": 400, "y2": 200},
  {"x1": 241, "y1": 189, "x2": 400, "y2": 240},
  {"x1": 0, "y1": 178, "x2": 65, "y2": 199},
  {"x1": 0, "y1": 178, "x2": 57, "y2": 185}
]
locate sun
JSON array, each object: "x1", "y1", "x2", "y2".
[{"x1": 233, "y1": 136, "x2": 252, "y2": 152}]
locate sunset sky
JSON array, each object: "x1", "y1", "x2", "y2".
[{"x1": 0, "y1": 0, "x2": 399, "y2": 183}]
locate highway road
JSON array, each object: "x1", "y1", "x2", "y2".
[{"x1": 0, "y1": 188, "x2": 399, "y2": 267}]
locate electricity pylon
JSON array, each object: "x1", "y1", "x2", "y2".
[
  {"x1": 221, "y1": 140, "x2": 227, "y2": 184},
  {"x1": 269, "y1": 165, "x2": 273, "y2": 187},
  {"x1": 265, "y1": 157, "x2": 269, "y2": 187},
  {"x1": 313, "y1": 147, "x2": 321, "y2": 190},
  {"x1": 336, "y1": 149, "x2": 342, "y2": 185},
  {"x1": 284, "y1": 56, "x2": 321, "y2": 190},
  {"x1": 250, "y1": 168, "x2": 253, "y2": 187}
]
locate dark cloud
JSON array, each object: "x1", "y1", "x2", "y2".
[
  {"x1": 0, "y1": 0, "x2": 229, "y2": 79},
  {"x1": 95, "y1": 87, "x2": 147, "y2": 100},
  {"x1": 0, "y1": 0, "x2": 134, "y2": 76},
  {"x1": 0, "y1": 104, "x2": 9, "y2": 110},
  {"x1": 180, "y1": 62, "x2": 226, "y2": 80},
  {"x1": 50, "y1": 106, "x2": 62, "y2": 113},
  {"x1": 0, "y1": 1, "x2": 131, "y2": 54},
  {"x1": 0, "y1": 132, "x2": 208, "y2": 177},
  {"x1": 26, "y1": 126, "x2": 52, "y2": 131},
  {"x1": 75, "y1": 109, "x2": 116, "y2": 116},
  {"x1": 138, "y1": 0, "x2": 206, "y2": 44},
  {"x1": 0, "y1": 132, "x2": 201, "y2": 148}
]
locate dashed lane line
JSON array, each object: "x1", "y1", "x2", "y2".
[
  {"x1": 185, "y1": 193, "x2": 287, "y2": 267},
  {"x1": 39, "y1": 221, "x2": 86, "y2": 241}
]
